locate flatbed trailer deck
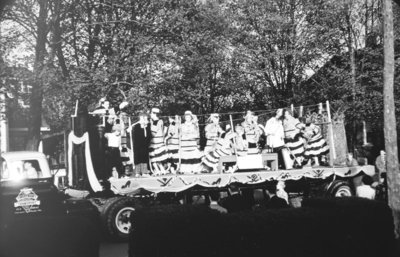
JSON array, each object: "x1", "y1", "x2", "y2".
[{"x1": 109, "y1": 165, "x2": 375, "y2": 195}]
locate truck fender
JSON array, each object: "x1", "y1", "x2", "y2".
[{"x1": 325, "y1": 180, "x2": 354, "y2": 197}]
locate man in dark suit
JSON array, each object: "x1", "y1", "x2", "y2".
[
  {"x1": 132, "y1": 112, "x2": 152, "y2": 176},
  {"x1": 220, "y1": 183, "x2": 252, "y2": 213},
  {"x1": 264, "y1": 182, "x2": 289, "y2": 209}
]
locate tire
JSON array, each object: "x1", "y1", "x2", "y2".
[
  {"x1": 101, "y1": 197, "x2": 139, "y2": 242},
  {"x1": 327, "y1": 180, "x2": 354, "y2": 197}
]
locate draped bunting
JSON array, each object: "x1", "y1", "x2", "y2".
[
  {"x1": 68, "y1": 131, "x2": 103, "y2": 192},
  {"x1": 110, "y1": 165, "x2": 375, "y2": 195}
]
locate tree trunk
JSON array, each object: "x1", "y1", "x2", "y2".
[
  {"x1": 383, "y1": 0, "x2": 400, "y2": 239},
  {"x1": 344, "y1": 1, "x2": 358, "y2": 153},
  {"x1": 349, "y1": 34, "x2": 357, "y2": 154},
  {"x1": 26, "y1": 0, "x2": 48, "y2": 151},
  {"x1": 52, "y1": 0, "x2": 69, "y2": 79}
]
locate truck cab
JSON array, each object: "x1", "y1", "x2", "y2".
[
  {"x1": 0, "y1": 151, "x2": 96, "y2": 218},
  {"x1": 0, "y1": 151, "x2": 100, "y2": 256},
  {"x1": 0, "y1": 151, "x2": 64, "y2": 216},
  {"x1": 1, "y1": 151, "x2": 52, "y2": 181}
]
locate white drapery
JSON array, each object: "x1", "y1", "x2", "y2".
[{"x1": 68, "y1": 131, "x2": 103, "y2": 192}]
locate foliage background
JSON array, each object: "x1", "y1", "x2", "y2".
[{"x1": 0, "y1": 0, "x2": 400, "y2": 150}]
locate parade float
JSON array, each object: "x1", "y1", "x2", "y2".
[{"x1": 37, "y1": 101, "x2": 375, "y2": 241}]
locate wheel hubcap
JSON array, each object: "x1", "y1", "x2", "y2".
[
  {"x1": 335, "y1": 187, "x2": 352, "y2": 197},
  {"x1": 115, "y1": 207, "x2": 135, "y2": 234}
]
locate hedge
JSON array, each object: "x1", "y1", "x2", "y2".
[
  {"x1": 129, "y1": 198, "x2": 395, "y2": 257},
  {"x1": 0, "y1": 215, "x2": 100, "y2": 257}
]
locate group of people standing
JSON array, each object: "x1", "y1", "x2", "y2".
[
  {"x1": 132, "y1": 107, "x2": 330, "y2": 176},
  {"x1": 91, "y1": 99, "x2": 330, "y2": 178},
  {"x1": 346, "y1": 150, "x2": 388, "y2": 201},
  {"x1": 208, "y1": 181, "x2": 289, "y2": 214},
  {"x1": 265, "y1": 108, "x2": 330, "y2": 169},
  {"x1": 132, "y1": 109, "x2": 204, "y2": 175}
]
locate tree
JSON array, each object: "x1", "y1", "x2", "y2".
[
  {"x1": 383, "y1": 0, "x2": 400, "y2": 239},
  {"x1": 1, "y1": 0, "x2": 399, "y2": 154},
  {"x1": 1, "y1": 0, "x2": 51, "y2": 150},
  {"x1": 0, "y1": 0, "x2": 14, "y2": 16},
  {"x1": 226, "y1": 0, "x2": 353, "y2": 109},
  {"x1": 26, "y1": 0, "x2": 49, "y2": 150}
]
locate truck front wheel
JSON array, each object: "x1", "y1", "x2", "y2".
[{"x1": 102, "y1": 197, "x2": 138, "y2": 241}]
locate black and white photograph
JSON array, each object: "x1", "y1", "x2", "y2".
[{"x1": 0, "y1": 0, "x2": 400, "y2": 256}]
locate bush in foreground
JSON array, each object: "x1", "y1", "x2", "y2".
[
  {"x1": 0, "y1": 215, "x2": 100, "y2": 257},
  {"x1": 129, "y1": 197, "x2": 395, "y2": 257}
]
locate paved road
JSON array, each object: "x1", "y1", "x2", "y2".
[{"x1": 100, "y1": 241, "x2": 129, "y2": 257}]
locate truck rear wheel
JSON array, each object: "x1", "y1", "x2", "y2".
[
  {"x1": 102, "y1": 197, "x2": 139, "y2": 241},
  {"x1": 328, "y1": 180, "x2": 354, "y2": 197}
]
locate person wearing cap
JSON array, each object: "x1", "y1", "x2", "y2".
[
  {"x1": 204, "y1": 113, "x2": 224, "y2": 154},
  {"x1": 241, "y1": 110, "x2": 260, "y2": 154},
  {"x1": 179, "y1": 110, "x2": 202, "y2": 174},
  {"x1": 149, "y1": 107, "x2": 168, "y2": 175}
]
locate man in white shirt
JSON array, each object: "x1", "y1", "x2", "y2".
[
  {"x1": 356, "y1": 175, "x2": 376, "y2": 200},
  {"x1": 264, "y1": 109, "x2": 285, "y2": 169},
  {"x1": 105, "y1": 124, "x2": 123, "y2": 178}
]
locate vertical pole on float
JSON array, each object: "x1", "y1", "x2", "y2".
[
  {"x1": 299, "y1": 106, "x2": 303, "y2": 118},
  {"x1": 68, "y1": 100, "x2": 78, "y2": 186},
  {"x1": 229, "y1": 115, "x2": 238, "y2": 156},
  {"x1": 177, "y1": 116, "x2": 182, "y2": 173},
  {"x1": 71, "y1": 100, "x2": 79, "y2": 131},
  {"x1": 290, "y1": 104, "x2": 294, "y2": 115},
  {"x1": 62, "y1": 130, "x2": 68, "y2": 188},
  {"x1": 326, "y1": 101, "x2": 336, "y2": 166},
  {"x1": 229, "y1": 115, "x2": 238, "y2": 174},
  {"x1": 362, "y1": 121, "x2": 367, "y2": 145},
  {"x1": 128, "y1": 117, "x2": 134, "y2": 168}
]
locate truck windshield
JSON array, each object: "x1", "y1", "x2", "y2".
[{"x1": 0, "y1": 158, "x2": 49, "y2": 181}]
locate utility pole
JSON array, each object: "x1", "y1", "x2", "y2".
[
  {"x1": 383, "y1": 0, "x2": 400, "y2": 239},
  {"x1": 0, "y1": 91, "x2": 9, "y2": 153}
]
